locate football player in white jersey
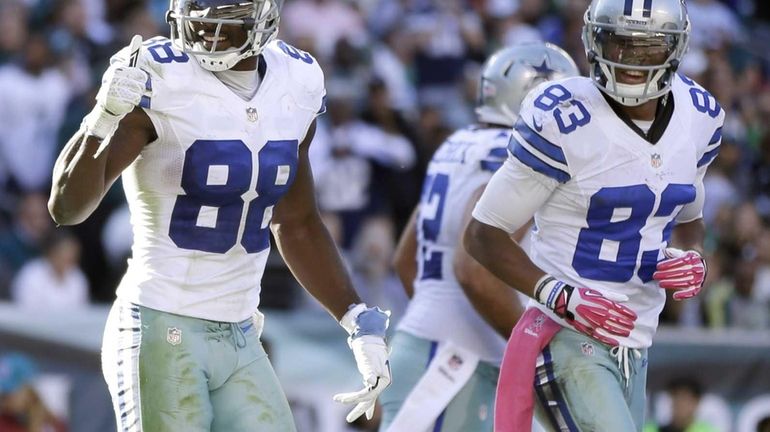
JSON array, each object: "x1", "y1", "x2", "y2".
[
  {"x1": 48, "y1": 1, "x2": 390, "y2": 431},
  {"x1": 378, "y1": 43, "x2": 579, "y2": 432},
  {"x1": 465, "y1": 0, "x2": 722, "y2": 431}
]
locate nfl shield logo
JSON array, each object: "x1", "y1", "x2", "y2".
[
  {"x1": 581, "y1": 342, "x2": 595, "y2": 356},
  {"x1": 447, "y1": 354, "x2": 464, "y2": 370},
  {"x1": 167, "y1": 327, "x2": 182, "y2": 346},
  {"x1": 246, "y1": 107, "x2": 258, "y2": 122},
  {"x1": 651, "y1": 153, "x2": 662, "y2": 168}
]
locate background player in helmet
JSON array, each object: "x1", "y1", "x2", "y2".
[
  {"x1": 48, "y1": 1, "x2": 390, "y2": 430},
  {"x1": 379, "y1": 42, "x2": 578, "y2": 432},
  {"x1": 465, "y1": 0, "x2": 721, "y2": 431}
]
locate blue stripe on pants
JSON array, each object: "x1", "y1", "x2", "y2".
[{"x1": 534, "y1": 347, "x2": 579, "y2": 431}]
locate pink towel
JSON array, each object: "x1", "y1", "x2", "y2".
[{"x1": 494, "y1": 307, "x2": 562, "y2": 432}]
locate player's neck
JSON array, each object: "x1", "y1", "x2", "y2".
[
  {"x1": 618, "y1": 99, "x2": 659, "y2": 121},
  {"x1": 231, "y1": 56, "x2": 258, "y2": 71}
]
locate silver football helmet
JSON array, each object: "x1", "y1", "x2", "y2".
[
  {"x1": 476, "y1": 42, "x2": 580, "y2": 127},
  {"x1": 582, "y1": 0, "x2": 690, "y2": 106},
  {"x1": 167, "y1": 0, "x2": 281, "y2": 71}
]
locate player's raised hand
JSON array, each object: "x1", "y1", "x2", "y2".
[
  {"x1": 535, "y1": 276, "x2": 637, "y2": 346},
  {"x1": 334, "y1": 304, "x2": 392, "y2": 422},
  {"x1": 653, "y1": 248, "x2": 706, "y2": 301},
  {"x1": 84, "y1": 35, "x2": 147, "y2": 141}
]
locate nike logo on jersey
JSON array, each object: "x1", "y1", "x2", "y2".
[{"x1": 533, "y1": 117, "x2": 544, "y2": 132}]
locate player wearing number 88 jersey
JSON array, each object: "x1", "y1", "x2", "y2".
[
  {"x1": 465, "y1": 0, "x2": 723, "y2": 431},
  {"x1": 49, "y1": 1, "x2": 392, "y2": 431}
]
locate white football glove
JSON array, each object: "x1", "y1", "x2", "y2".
[
  {"x1": 333, "y1": 335, "x2": 391, "y2": 422},
  {"x1": 334, "y1": 304, "x2": 391, "y2": 422},
  {"x1": 83, "y1": 36, "x2": 147, "y2": 140}
]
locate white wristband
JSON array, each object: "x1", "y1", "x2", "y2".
[{"x1": 339, "y1": 303, "x2": 368, "y2": 336}]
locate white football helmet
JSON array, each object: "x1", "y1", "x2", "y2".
[
  {"x1": 582, "y1": 0, "x2": 690, "y2": 106},
  {"x1": 476, "y1": 42, "x2": 580, "y2": 127},
  {"x1": 167, "y1": 0, "x2": 281, "y2": 71}
]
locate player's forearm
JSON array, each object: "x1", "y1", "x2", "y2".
[
  {"x1": 49, "y1": 130, "x2": 109, "y2": 225},
  {"x1": 272, "y1": 215, "x2": 361, "y2": 320},
  {"x1": 393, "y1": 209, "x2": 418, "y2": 298},
  {"x1": 670, "y1": 219, "x2": 705, "y2": 254},
  {"x1": 463, "y1": 218, "x2": 545, "y2": 298},
  {"x1": 455, "y1": 253, "x2": 522, "y2": 338}
]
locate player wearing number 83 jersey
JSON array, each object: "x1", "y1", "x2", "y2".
[
  {"x1": 470, "y1": 73, "x2": 723, "y2": 431},
  {"x1": 476, "y1": 72, "x2": 722, "y2": 349},
  {"x1": 466, "y1": 2, "x2": 723, "y2": 431}
]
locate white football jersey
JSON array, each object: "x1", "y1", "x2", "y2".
[
  {"x1": 474, "y1": 74, "x2": 724, "y2": 348},
  {"x1": 112, "y1": 37, "x2": 325, "y2": 322},
  {"x1": 397, "y1": 126, "x2": 511, "y2": 364}
]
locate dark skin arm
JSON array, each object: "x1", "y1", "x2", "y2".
[
  {"x1": 48, "y1": 107, "x2": 156, "y2": 225},
  {"x1": 271, "y1": 121, "x2": 361, "y2": 321},
  {"x1": 393, "y1": 207, "x2": 418, "y2": 298},
  {"x1": 454, "y1": 186, "x2": 524, "y2": 339},
  {"x1": 463, "y1": 217, "x2": 545, "y2": 300},
  {"x1": 669, "y1": 219, "x2": 706, "y2": 254}
]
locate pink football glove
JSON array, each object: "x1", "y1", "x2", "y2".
[
  {"x1": 653, "y1": 248, "x2": 706, "y2": 301},
  {"x1": 535, "y1": 276, "x2": 637, "y2": 346}
]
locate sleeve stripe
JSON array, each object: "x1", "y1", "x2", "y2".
[
  {"x1": 487, "y1": 147, "x2": 508, "y2": 159},
  {"x1": 697, "y1": 146, "x2": 720, "y2": 167},
  {"x1": 317, "y1": 95, "x2": 327, "y2": 115},
  {"x1": 508, "y1": 134, "x2": 569, "y2": 172},
  {"x1": 510, "y1": 138, "x2": 571, "y2": 183},
  {"x1": 480, "y1": 160, "x2": 504, "y2": 172},
  {"x1": 514, "y1": 117, "x2": 567, "y2": 165},
  {"x1": 708, "y1": 127, "x2": 722, "y2": 145}
]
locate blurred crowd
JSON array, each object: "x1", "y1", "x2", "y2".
[{"x1": 1, "y1": 0, "x2": 770, "y2": 331}]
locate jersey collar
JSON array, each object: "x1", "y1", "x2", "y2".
[{"x1": 601, "y1": 91, "x2": 675, "y2": 145}]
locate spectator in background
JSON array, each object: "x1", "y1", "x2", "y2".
[
  {"x1": 0, "y1": 193, "x2": 53, "y2": 297},
  {"x1": 312, "y1": 88, "x2": 415, "y2": 250},
  {"x1": 370, "y1": 27, "x2": 419, "y2": 116},
  {"x1": 0, "y1": 1, "x2": 28, "y2": 64},
  {"x1": 282, "y1": 0, "x2": 367, "y2": 59},
  {"x1": 644, "y1": 378, "x2": 718, "y2": 432},
  {"x1": 687, "y1": 0, "x2": 745, "y2": 50},
  {"x1": 0, "y1": 353, "x2": 67, "y2": 432},
  {"x1": 0, "y1": 30, "x2": 72, "y2": 193},
  {"x1": 406, "y1": 0, "x2": 485, "y2": 127},
  {"x1": 11, "y1": 229, "x2": 89, "y2": 311},
  {"x1": 361, "y1": 78, "x2": 422, "y2": 234}
]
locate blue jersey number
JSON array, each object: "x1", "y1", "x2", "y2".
[
  {"x1": 572, "y1": 183, "x2": 695, "y2": 283},
  {"x1": 679, "y1": 74, "x2": 722, "y2": 118},
  {"x1": 146, "y1": 40, "x2": 189, "y2": 64},
  {"x1": 534, "y1": 84, "x2": 591, "y2": 134},
  {"x1": 418, "y1": 173, "x2": 449, "y2": 280},
  {"x1": 277, "y1": 41, "x2": 314, "y2": 64},
  {"x1": 169, "y1": 139, "x2": 298, "y2": 254}
]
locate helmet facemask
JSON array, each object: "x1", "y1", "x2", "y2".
[
  {"x1": 168, "y1": 0, "x2": 280, "y2": 71},
  {"x1": 583, "y1": 5, "x2": 689, "y2": 106}
]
